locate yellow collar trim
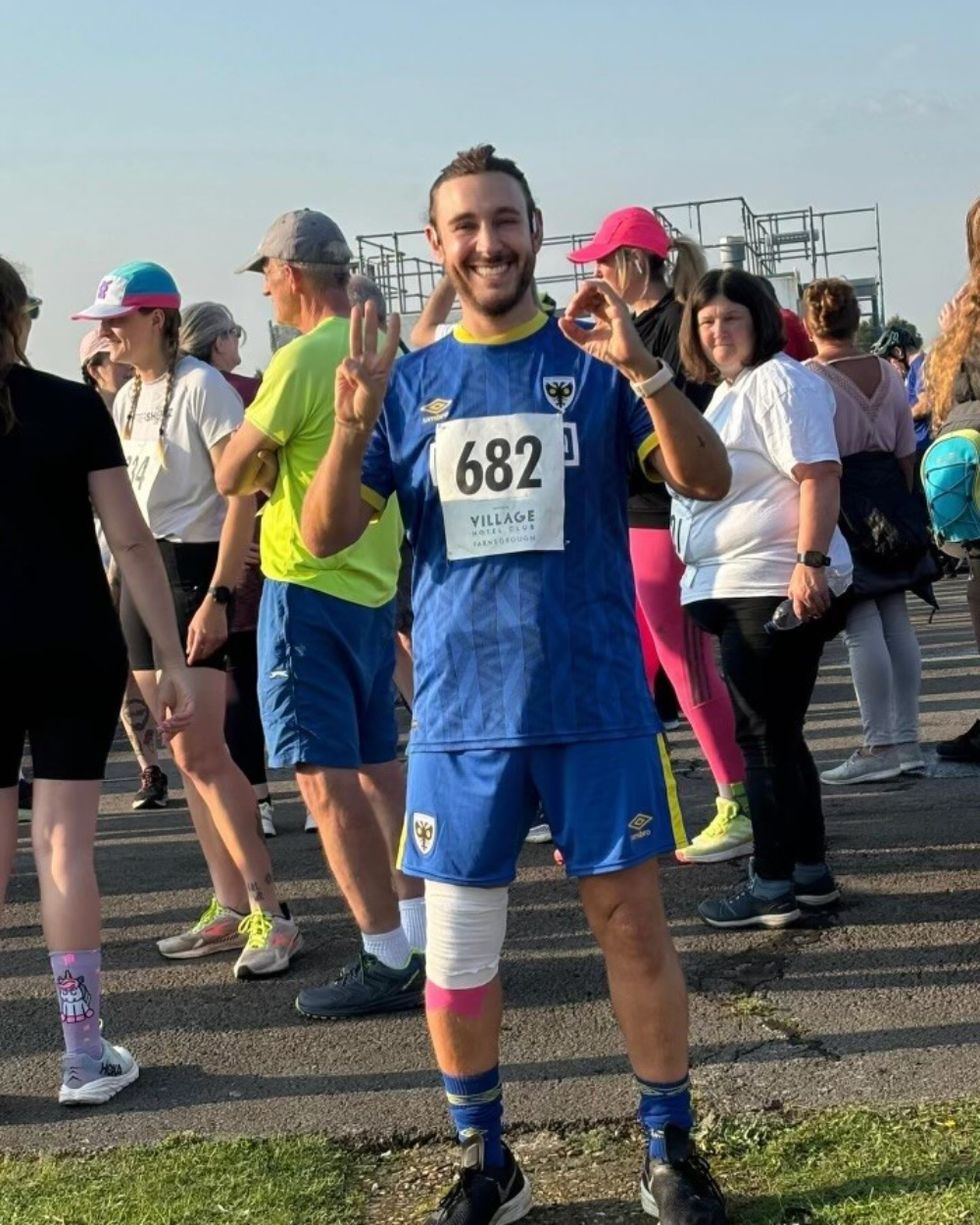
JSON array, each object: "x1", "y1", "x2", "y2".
[{"x1": 453, "y1": 311, "x2": 548, "y2": 346}]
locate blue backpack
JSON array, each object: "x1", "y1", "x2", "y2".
[{"x1": 921, "y1": 428, "x2": 980, "y2": 553}]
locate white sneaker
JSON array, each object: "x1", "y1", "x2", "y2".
[
  {"x1": 233, "y1": 908, "x2": 302, "y2": 979},
  {"x1": 59, "y1": 1038, "x2": 139, "y2": 1106},
  {"x1": 821, "y1": 747, "x2": 902, "y2": 786},
  {"x1": 156, "y1": 897, "x2": 247, "y2": 959},
  {"x1": 304, "y1": 809, "x2": 317, "y2": 833},
  {"x1": 525, "y1": 823, "x2": 553, "y2": 844},
  {"x1": 258, "y1": 800, "x2": 277, "y2": 838},
  {"x1": 897, "y1": 743, "x2": 926, "y2": 775}
]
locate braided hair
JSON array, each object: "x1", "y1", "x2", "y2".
[
  {"x1": 121, "y1": 307, "x2": 181, "y2": 466},
  {"x1": 0, "y1": 257, "x2": 30, "y2": 436}
]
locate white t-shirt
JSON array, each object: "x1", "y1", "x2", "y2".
[
  {"x1": 672, "y1": 353, "x2": 852, "y2": 602},
  {"x1": 112, "y1": 355, "x2": 243, "y2": 542}
]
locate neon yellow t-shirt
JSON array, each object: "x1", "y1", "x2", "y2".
[{"x1": 246, "y1": 315, "x2": 401, "y2": 607}]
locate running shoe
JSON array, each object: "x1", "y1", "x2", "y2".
[
  {"x1": 59, "y1": 1038, "x2": 139, "y2": 1106},
  {"x1": 640, "y1": 1125, "x2": 728, "y2": 1222},
  {"x1": 156, "y1": 897, "x2": 247, "y2": 960},
  {"x1": 427, "y1": 1134, "x2": 532, "y2": 1225},
  {"x1": 675, "y1": 799, "x2": 753, "y2": 865},
  {"x1": 698, "y1": 882, "x2": 800, "y2": 930},
  {"x1": 936, "y1": 719, "x2": 980, "y2": 763},
  {"x1": 132, "y1": 764, "x2": 168, "y2": 810},
  {"x1": 304, "y1": 809, "x2": 317, "y2": 833},
  {"x1": 794, "y1": 868, "x2": 841, "y2": 909},
  {"x1": 524, "y1": 823, "x2": 553, "y2": 844},
  {"x1": 17, "y1": 776, "x2": 32, "y2": 820},
  {"x1": 820, "y1": 747, "x2": 901, "y2": 785},
  {"x1": 233, "y1": 908, "x2": 302, "y2": 979},
  {"x1": 258, "y1": 799, "x2": 277, "y2": 838},
  {"x1": 897, "y1": 743, "x2": 927, "y2": 775},
  {"x1": 295, "y1": 950, "x2": 425, "y2": 1019}
]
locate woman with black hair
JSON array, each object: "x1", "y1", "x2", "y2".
[{"x1": 674, "y1": 269, "x2": 852, "y2": 930}]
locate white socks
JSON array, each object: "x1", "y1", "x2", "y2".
[
  {"x1": 363, "y1": 925, "x2": 411, "y2": 970},
  {"x1": 399, "y1": 897, "x2": 427, "y2": 954}
]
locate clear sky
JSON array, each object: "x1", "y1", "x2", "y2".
[{"x1": 7, "y1": 0, "x2": 979, "y2": 376}]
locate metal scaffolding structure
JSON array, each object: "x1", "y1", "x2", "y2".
[{"x1": 356, "y1": 194, "x2": 885, "y2": 330}]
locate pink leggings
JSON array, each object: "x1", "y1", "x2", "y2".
[{"x1": 631, "y1": 527, "x2": 745, "y2": 787}]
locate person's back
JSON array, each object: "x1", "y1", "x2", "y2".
[
  {"x1": 805, "y1": 353, "x2": 915, "y2": 459},
  {"x1": 248, "y1": 316, "x2": 401, "y2": 604}
]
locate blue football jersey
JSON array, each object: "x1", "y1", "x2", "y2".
[{"x1": 361, "y1": 312, "x2": 661, "y2": 750}]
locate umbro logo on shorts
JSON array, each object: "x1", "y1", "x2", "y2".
[
  {"x1": 419, "y1": 398, "x2": 453, "y2": 423},
  {"x1": 542, "y1": 377, "x2": 577, "y2": 414},
  {"x1": 413, "y1": 812, "x2": 437, "y2": 856},
  {"x1": 629, "y1": 812, "x2": 653, "y2": 841}
]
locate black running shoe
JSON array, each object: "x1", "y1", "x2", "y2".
[
  {"x1": 428, "y1": 1134, "x2": 532, "y2": 1225},
  {"x1": 640, "y1": 1126, "x2": 728, "y2": 1222},
  {"x1": 295, "y1": 950, "x2": 424, "y2": 1019},
  {"x1": 936, "y1": 719, "x2": 980, "y2": 763},
  {"x1": 132, "y1": 765, "x2": 169, "y2": 811}
]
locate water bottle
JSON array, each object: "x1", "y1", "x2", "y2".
[{"x1": 764, "y1": 598, "x2": 802, "y2": 634}]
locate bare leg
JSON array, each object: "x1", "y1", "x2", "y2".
[
  {"x1": 578, "y1": 860, "x2": 689, "y2": 1083},
  {"x1": 134, "y1": 670, "x2": 248, "y2": 913},
  {"x1": 166, "y1": 670, "x2": 280, "y2": 915},
  {"x1": 359, "y1": 759, "x2": 423, "y2": 902},
  {"x1": 0, "y1": 785, "x2": 18, "y2": 916},
  {"x1": 31, "y1": 780, "x2": 102, "y2": 949},
  {"x1": 120, "y1": 673, "x2": 159, "y2": 772},
  {"x1": 298, "y1": 765, "x2": 401, "y2": 934},
  {"x1": 427, "y1": 975, "x2": 503, "y2": 1076}
]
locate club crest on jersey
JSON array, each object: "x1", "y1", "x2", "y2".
[
  {"x1": 420, "y1": 398, "x2": 453, "y2": 423},
  {"x1": 413, "y1": 812, "x2": 437, "y2": 856},
  {"x1": 542, "y1": 377, "x2": 577, "y2": 414}
]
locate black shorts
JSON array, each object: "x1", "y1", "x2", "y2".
[
  {"x1": 120, "y1": 539, "x2": 229, "y2": 673},
  {"x1": 0, "y1": 642, "x2": 127, "y2": 787}
]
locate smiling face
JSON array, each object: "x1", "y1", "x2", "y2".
[
  {"x1": 696, "y1": 295, "x2": 756, "y2": 381},
  {"x1": 427, "y1": 171, "x2": 540, "y2": 324},
  {"x1": 98, "y1": 308, "x2": 166, "y2": 370}
]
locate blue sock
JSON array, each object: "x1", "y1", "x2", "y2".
[
  {"x1": 637, "y1": 1074, "x2": 694, "y2": 1161},
  {"x1": 794, "y1": 861, "x2": 827, "y2": 885},
  {"x1": 442, "y1": 1067, "x2": 504, "y2": 1168}
]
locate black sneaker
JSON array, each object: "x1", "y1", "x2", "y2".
[
  {"x1": 295, "y1": 950, "x2": 425, "y2": 1019},
  {"x1": 793, "y1": 868, "x2": 840, "y2": 908},
  {"x1": 640, "y1": 1126, "x2": 728, "y2": 1222},
  {"x1": 428, "y1": 1134, "x2": 532, "y2": 1225},
  {"x1": 936, "y1": 719, "x2": 980, "y2": 763},
  {"x1": 17, "y1": 776, "x2": 32, "y2": 819},
  {"x1": 132, "y1": 765, "x2": 169, "y2": 811},
  {"x1": 698, "y1": 882, "x2": 800, "y2": 930}
]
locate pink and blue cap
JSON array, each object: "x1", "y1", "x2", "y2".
[{"x1": 72, "y1": 261, "x2": 181, "y2": 321}]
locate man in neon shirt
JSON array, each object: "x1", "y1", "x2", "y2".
[
  {"x1": 217, "y1": 210, "x2": 426, "y2": 1018},
  {"x1": 301, "y1": 149, "x2": 732, "y2": 1224}
]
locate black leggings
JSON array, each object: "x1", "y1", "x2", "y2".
[
  {"x1": 687, "y1": 596, "x2": 830, "y2": 881},
  {"x1": 967, "y1": 557, "x2": 980, "y2": 653},
  {"x1": 225, "y1": 630, "x2": 268, "y2": 789}
]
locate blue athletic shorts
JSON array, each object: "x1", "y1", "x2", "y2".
[
  {"x1": 258, "y1": 579, "x2": 398, "y2": 770},
  {"x1": 399, "y1": 735, "x2": 687, "y2": 885}
]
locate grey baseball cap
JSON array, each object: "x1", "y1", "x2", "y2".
[{"x1": 236, "y1": 209, "x2": 352, "y2": 273}]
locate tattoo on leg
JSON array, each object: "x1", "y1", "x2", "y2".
[{"x1": 247, "y1": 880, "x2": 265, "y2": 901}]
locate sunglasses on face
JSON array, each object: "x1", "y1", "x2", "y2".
[
  {"x1": 23, "y1": 298, "x2": 41, "y2": 321},
  {"x1": 222, "y1": 324, "x2": 245, "y2": 342}
]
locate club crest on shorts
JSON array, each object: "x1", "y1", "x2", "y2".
[
  {"x1": 413, "y1": 812, "x2": 437, "y2": 856},
  {"x1": 542, "y1": 376, "x2": 577, "y2": 414}
]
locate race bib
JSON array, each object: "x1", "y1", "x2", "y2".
[
  {"x1": 669, "y1": 505, "x2": 692, "y2": 563},
  {"x1": 122, "y1": 436, "x2": 162, "y2": 526},
  {"x1": 433, "y1": 413, "x2": 565, "y2": 561}
]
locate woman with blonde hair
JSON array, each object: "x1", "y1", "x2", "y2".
[
  {"x1": 72, "y1": 263, "x2": 300, "y2": 978},
  {"x1": 569, "y1": 209, "x2": 753, "y2": 864},
  {"x1": 925, "y1": 199, "x2": 980, "y2": 762}
]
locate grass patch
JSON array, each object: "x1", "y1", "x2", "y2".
[{"x1": 0, "y1": 1134, "x2": 368, "y2": 1225}]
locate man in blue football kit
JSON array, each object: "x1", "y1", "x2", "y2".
[{"x1": 301, "y1": 145, "x2": 732, "y2": 1225}]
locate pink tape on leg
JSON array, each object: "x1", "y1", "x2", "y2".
[{"x1": 425, "y1": 981, "x2": 493, "y2": 1018}]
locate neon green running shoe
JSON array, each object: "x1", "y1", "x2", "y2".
[
  {"x1": 676, "y1": 798, "x2": 753, "y2": 865},
  {"x1": 156, "y1": 896, "x2": 247, "y2": 960}
]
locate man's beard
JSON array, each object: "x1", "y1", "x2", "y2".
[{"x1": 449, "y1": 254, "x2": 536, "y2": 320}]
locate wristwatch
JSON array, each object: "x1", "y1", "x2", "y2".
[
  {"x1": 630, "y1": 360, "x2": 675, "y2": 399},
  {"x1": 796, "y1": 551, "x2": 831, "y2": 568},
  {"x1": 208, "y1": 585, "x2": 232, "y2": 605}
]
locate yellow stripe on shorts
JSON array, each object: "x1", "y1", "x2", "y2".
[{"x1": 657, "y1": 733, "x2": 688, "y2": 850}]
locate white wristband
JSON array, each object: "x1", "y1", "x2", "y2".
[{"x1": 630, "y1": 360, "x2": 675, "y2": 399}]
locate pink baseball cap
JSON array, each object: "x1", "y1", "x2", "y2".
[
  {"x1": 567, "y1": 207, "x2": 672, "y2": 264},
  {"x1": 79, "y1": 330, "x2": 112, "y2": 367}
]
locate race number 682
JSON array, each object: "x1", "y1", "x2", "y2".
[{"x1": 455, "y1": 436, "x2": 543, "y2": 495}]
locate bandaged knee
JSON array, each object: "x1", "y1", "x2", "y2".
[{"x1": 423, "y1": 880, "x2": 509, "y2": 1014}]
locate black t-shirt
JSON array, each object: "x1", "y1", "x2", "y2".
[
  {"x1": 629, "y1": 292, "x2": 714, "y2": 530},
  {"x1": 0, "y1": 365, "x2": 126, "y2": 649}
]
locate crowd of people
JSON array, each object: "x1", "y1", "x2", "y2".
[{"x1": 2, "y1": 146, "x2": 978, "y2": 1224}]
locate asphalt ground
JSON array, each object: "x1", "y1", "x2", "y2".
[{"x1": 2, "y1": 583, "x2": 979, "y2": 1154}]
